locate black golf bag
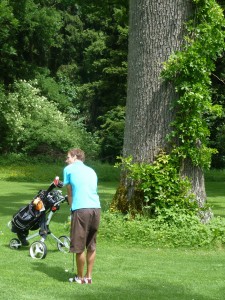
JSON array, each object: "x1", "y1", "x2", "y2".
[{"x1": 11, "y1": 177, "x2": 64, "y2": 245}]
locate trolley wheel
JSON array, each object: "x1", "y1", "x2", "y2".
[
  {"x1": 9, "y1": 238, "x2": 21, "y2": 250},
  {"x1": 57, "y1": 235, "x2": 70, "y2": 253},
  {"x1": 29, "y1": 241, "x2": 47, "y2": 259}
]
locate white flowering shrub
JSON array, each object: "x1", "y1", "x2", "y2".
[{"x1": 0, "y1": 80, "x2": 98, "y2": 156}]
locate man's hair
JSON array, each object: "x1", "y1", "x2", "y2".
[{"x1": 68, "y1": 148, "x2": 85, "y2": 162}]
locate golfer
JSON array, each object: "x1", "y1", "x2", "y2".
[{"x1": 63, "y1": 148, "x2": 101, "y2": 284}]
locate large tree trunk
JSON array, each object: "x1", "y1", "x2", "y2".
[{"x1": 112, "y1": 0, "x2": 206, "y2": 212}]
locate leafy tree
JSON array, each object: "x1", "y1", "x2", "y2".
[
  {"x1": 0, "y1": 0, "x2": 63, "y2": 83},
  {"x1": 112, "y1": 0, "x2": 225, "y2": 218},
  {"x1": 0, "y1": 0, "x2": 19, "y2": 84},
  {"x1": 2, "y1": 0, "x2": 224, "y2": 166},
  {"x1": 0, "y1": 0, "x2": 129, "y2": 159},
  {"x1": 61, "y1": 1, "x2": 128, "y2": 130},
  {"x1": 98, "y1": 106, "x2": 125, "y2": 162},
  {"x1": 0, "y1": 80, "x2": 98, "y2": 157},
  {"x1": 35, "y1": 71, "x2": 71, "y2": 112},
  {"x1": 209, "y1": 54, "x2": 225, "y2": 168}
]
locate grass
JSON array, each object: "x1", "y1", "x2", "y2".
[
  {"x1": 205, "y1": 169, "x2": 225, "y2": 218},
  {"x1": 206, "y1": 182, "x2": 225, "y2": 218},
  {"x1": 1, "y1": 162, "x2": 225, "y2": 299},
  {"x1": 1, "y1": 238, "x2": 225, "y2": 300}
]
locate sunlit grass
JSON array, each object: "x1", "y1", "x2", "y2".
[
  {"x1": 1, "y1": 161, "x2": 225, "y2": 299},
  {"x1": 0, "y1": 157, "x2": 120, "y2": 183},
  {"x1": 206, "y1": 182, "x2": 225, "y2": 218}
]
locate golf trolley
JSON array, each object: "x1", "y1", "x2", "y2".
[{"x1": 8, "y1": 177, "x2": 70, "y2": 259}]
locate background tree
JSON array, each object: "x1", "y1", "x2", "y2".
[
  {"x1": 97, "y1": 106, "x2": 125, "y2": 162},
  {"x1": 209, "y1": 55, "x2": 225, "y2": 168},
  {"x1": 0, "y1": 0, "x2": 19, "y2": 84},
  {"x1": 1, "y1": 0, "x2": 225, "y2": 166},
  {"x1": 0, "y1": 80, "x2": 98, "y2": 156},
  {"x1": 112, "y1": 0, "x2": 225, "y2": 217},
  {"x1": 0, "y1": 0, "x2": 128, "y2": 159}
]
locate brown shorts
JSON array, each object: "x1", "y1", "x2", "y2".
[{"x1": 70, "y1": 208, "x2": 101, "y2": 253}]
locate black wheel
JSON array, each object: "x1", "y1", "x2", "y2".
[
  {"x1": 57, "y1": 235, "x2": 70, "y2": 253},
  {"x1": 29, "y1": 241, "x2": 47, "y2": 259},
  {"x1": 9, "y1": 238, "x2": 21, "y2": 249}
]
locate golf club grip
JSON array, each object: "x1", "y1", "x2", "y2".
[
  {"x1": 46, "y1": 182, "x2": 56, "y2": 194},
  {"x1": 41, "y1": 176, "x2": 60, "y2": 199}
]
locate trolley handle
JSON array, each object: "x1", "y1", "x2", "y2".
[
  {"x1": 51, "y1": 195, "x2": 68, "y2": 211},
  {"x1": 42, "y1": 176, "x2": 64, "y2": 200}
]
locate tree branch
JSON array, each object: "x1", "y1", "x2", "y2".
[{"x1": 212, "y1": 73, "x2": 225, "y2": 84}]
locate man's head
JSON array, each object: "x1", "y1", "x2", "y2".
[{"x1": 66, "y1": 148, "x2": 85, "y2": 164}]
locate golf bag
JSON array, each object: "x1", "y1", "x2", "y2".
[{"x1": 11, "y1": 177, "x2": 64, "y2": 245}]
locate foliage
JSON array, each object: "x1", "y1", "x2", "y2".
[
  {"x1": 73, "y1": 3, "x2": 128, "y2": 131},
  {"x1": 97, "y1": 106, "x2": 125, "y2": 162},
  {"x1": 35, "y1": 72, "x2": 71, "y2": 112},
  {"x1": 0, "y1": 80, "x2": 99, "y2": 157},
  {"x1": 162, "y1": 0, "x2": 225, "y2": 169},
  {"x1": 1, "y1": 158, "x2": 225, "y2": 251},
  {"x1": 115, "y1": 153, "x2": 198, "y2": 216},
  {"x1": 1, "y1": 0, "x2": 64, "y2": 83},
  {"x1": 99, "y1": 210, "x2": 225, "y2": 248},
  {"x1": 0, "y1": 0, "x2": 19, "y2": 82},
  {"x1": 0, "y1": 0, "x2": 128, "y2": 161},
  {"x1": 1, "y1": 0, "x2": 225, "y2": 165},
  {"x1": 209, "y1": 101, "x2": 225, "y2": 168}
]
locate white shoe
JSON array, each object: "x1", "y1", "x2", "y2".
[
  {"x1": 69, "y1": 275, "x2": 85, "y2": 284},
  {"x1": 84, "y1": 277, "x2": 92, "y2": 284}
]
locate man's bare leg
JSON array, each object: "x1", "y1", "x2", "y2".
[
  {"x1": 76, "y1": 252, "x2": 85, "y2": 278},
  {"x1": 86, "y1": 249, "x2": 96, "y2": 278}
]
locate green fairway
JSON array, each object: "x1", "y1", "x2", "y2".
[
  {"x1": 206, "y1": 182, "x2": 225, "y2": 218},
  {"x1": 0, "y1": 178, "x2": 225, "y2": 299}
]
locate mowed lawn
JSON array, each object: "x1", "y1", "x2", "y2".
[
  {"x1": 0, "y1": 178, "x2": 225, "y2": 299},
  {"x1": 206, "y1": 181, "x2": 225, "y2": 218}
]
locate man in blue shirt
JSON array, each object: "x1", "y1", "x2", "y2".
[{"x1": 63, "y1": 148, "x2": 101, "y2": 284}]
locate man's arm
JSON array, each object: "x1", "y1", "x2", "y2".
[{"x1": 66, "y1": 185, "x2": 72, "y2": 207}]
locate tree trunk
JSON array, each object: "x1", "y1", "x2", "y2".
[
  {"x1": 112, "y1": 0, "x2": 207, "y2": 212},
  {"x1": 180, "y1": 158, "x2": 206, "y2": 207}
]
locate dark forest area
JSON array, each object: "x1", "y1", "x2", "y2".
[{"x1": 0, "y1": 0, "x2": 224, "y2": 167}]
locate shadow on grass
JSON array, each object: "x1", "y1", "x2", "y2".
[
  {"x1": 30, "y1": 261, "x2": 216, "y2": 300},
  {"x1": 32, "y1": 261, "x2": 68, "y2": 282},
  {"x1": 1, "y1": 180, "x2": 117, "y2": 220},
  {"x1": 0, "y1": 180, "x2": 70, "y2": 225}
]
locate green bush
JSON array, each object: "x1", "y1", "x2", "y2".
[
  {"x1": 98, "y1": 210, "x2": 225, "y2": 249},
  {"x1": 0, "y1": 80, "x2": 99, "y2": 158},
  {"x1": 116, "y1": 153, "x2": 198, "y2": 216}
]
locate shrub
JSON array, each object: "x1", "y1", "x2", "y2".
[
  {"x1": 0, "y1": 80, "x2": 99, "y2": 157},
  {"x1": 115, "y1": 153, "x2": 198, "y2": 216},
  {"x1": 98, "y1": 210, "x2": 225, "y2": 249}
]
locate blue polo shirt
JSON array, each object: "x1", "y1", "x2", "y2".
[{"x1": 63, "y1": 160, "x2": 100, "y2": 211}]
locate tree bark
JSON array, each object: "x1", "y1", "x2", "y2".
[
  {"x1": 112, "y1": 0, "x2": 207, "y2": 211},
  {"x1": 124, "y1": 0, "x2": 192, "y2": 162}
]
